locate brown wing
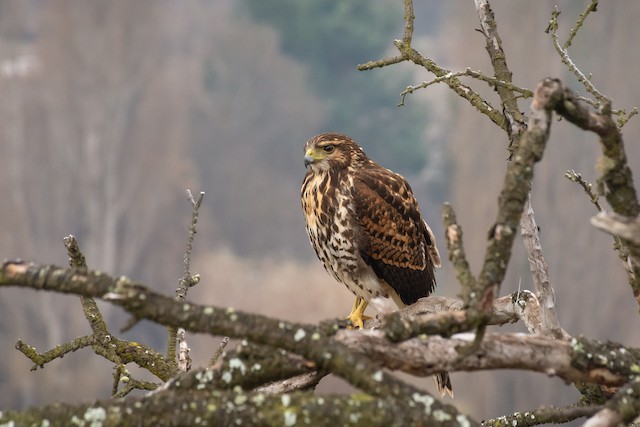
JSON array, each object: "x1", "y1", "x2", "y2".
[{"x1": 352, "y1": 164, "x2": 437, "y2": 306}]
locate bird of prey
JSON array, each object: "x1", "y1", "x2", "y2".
[{"x1": 300, "y1": 133, "x2": 452, "y2": 397}]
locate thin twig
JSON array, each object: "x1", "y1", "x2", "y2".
[
  {"x1": 62, "y1": 242, "x2": 177, "y2": 380},
  {"x1": 398, "y1": 68, "x2": 532, "y2": 107},
  {"x1": 356, "y1": 0, "x2": 413, "y2": 71},
  {"x1": 563, "y1": 0, "x2": 599, "y2": 49},
  {"x1": 177, "y1": 190, "x2": 205, "y2": 301},
  {"x1": 565, "y1": 170, "x2": 602, "y2": 210},
  {"x1": 360, "y1": 0, "x2": 508, "y2": 130},
  {"x1": 357, "y1": 55, "x2": 405, "y2": 71},
  {"x1": 546, "y1": 6, "x2": 608, "y2": 106},
  {"x1": 167, "y1": 190, "x2": 205, "y2": 365},
  {"x1": 615, "y1": 107, "x2": 638, "y2": 128},
  {"x1": 442, "y1": 203, "x2": 476, "y2": 292},
  {"x1": 209, "y1": 336, "x2": 230, "y2": 368},
  {"x1": 15, "y1": 336, "x2": 95, "y2": 370}
]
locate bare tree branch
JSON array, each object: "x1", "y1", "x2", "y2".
[
  {"x1": 368, "y1": 290, "x2": 550, "y2": 338},
  {"x1": 545, "y1": 85, "x2": 640, "y2": 302},
  {"x1": 337, "y1": 331, "x2": 634, "y2": 387},
  {"x1": 358, "y1": 0, "x2": 508, "y2": 130},
  {"x1": 584, "y1": 376, "x2": 640, "y2": 427},
  {"x1": 520, "y1": 194, "x2": 567, "y2": 340},
  {"x1": 473, "y1": 1, "x2": 565, "y2": 346},
  {"x1": 565, "y1": 170, "x2": 602, "y2": 210},
  {"x1": 0, "y1": 388, "x2": 476, "y2": 427},
  {"x1": 469, "y1": 78, "x2": 561, "y2": 319},
  {"x1": 5, "y1": 263, "x2": 640, "y2": 390},
  {"x1": 15, "y1": 336, "x2": 95, "y2": 370},
  {"x1": 474, "y1": 0, "x2": 526, "y2": 143},
  {"x1": 254, "y1": 372, "x2": 326, "y2": 394},
  {"x1": 3, "y1": 2, "x2": 640, "y2": 425},
  {"x1": 13, "y1": 235, "x2": 173, "y2": 394},
  {"x1": 397, "y1": 68, "x2": 532, "y2": 108},
  {"x1": 483, "y1": 403, "x2": 601, "y2": 427},
  {"x1": 550, "y1": 87, "x2": 639, "y2": 220},
  {"x1": 591, "y1": 212, "x2": 640, "y2": 247},
  {"x1": 442, "y1": 203, "x2": 476, "y2": 291},
  {"x1": 167, "y1": 190, "x2": 205, "y2": 368},
  {"x1": 5, "y1": 259, "x2": 639, "y2": 426},
  {"x1": 546, "y1": 6, "x2": 608, "y2": 106},
  {"x1": 0, "y1": 260, "x2": 475, "y2": 424},
  {"x1": 563, "y1": 0, "x2": 599, "y2": 49}
]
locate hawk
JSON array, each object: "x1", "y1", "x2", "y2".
[{"x1": 301, "y1": 133, "x2": 452, "y2": 397}]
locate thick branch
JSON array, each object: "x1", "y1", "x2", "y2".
[
  {"x1": 591, "y1": 212, "x2": 640, "y2": 247},
  {"x1": 0, "y1": 389, "x2": 475, "y2": 427},
  {"x1": 7, "y1": 262, "x2": 635, "y2": 391},
  {"x1": 5, "y1": 258, "x2": 637, "y2": 415},
  {"x1": 483, "y1": 403, "x2": 601, "y2": 427},
  {"x1": 335, "y1": 331, "x2": 634, "y2": 388},
  {"x1": 469, "y1": 79, "x2": 561, "y2": 318},
  {"x1": 549, "y1": 85, "x2": 640, "y2": 302},
  {"x1": 474, "y1": 2, "x2": 562, "y2": 343},
  {"x1": 552, "y1": 92, "x2": 639, "y2": 218},
  {"x1": 0, "y1": 261, "x2": 473, "y2": 423},
  {"x1": 474, "y1": 0, "x2": 526, "y2": 141},
  {"x1": 584, "y1": 376, "x2": 640, "y2": 427},
  {"x1": 168, "y1": 329, "x2": 634, "y2": 395},
  {"x1": 254, "y1": 371, "x2": 326, "y2": 394},
  {"x1": 5, "y1": 260, "x2": 640, "y2": 425},
  {"x1": 371, "y1": 291, "x2": 560, "y2": 338}
]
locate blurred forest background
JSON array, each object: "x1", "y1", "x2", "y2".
[{"x1": 1, "y1": 0, "x2": 639, "y2": 423}]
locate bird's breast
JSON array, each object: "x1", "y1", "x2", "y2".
[{"x1": 301, "y1": 173, "x2": 359, "y2": 274}]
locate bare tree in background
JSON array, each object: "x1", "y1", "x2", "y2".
[
  {"x1": 0, "y1": 1, "x2": 200, "y2": 405},
  {"x1": 2, "y1": 1, "x2": 640, "y2": 426}
]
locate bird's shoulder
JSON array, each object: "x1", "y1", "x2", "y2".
[
  {"x1": 349, "y1": 162, "x2": 439, "y2": 304},
  {"x1": 349, "y1": 161, "x2": 420, "y2": 220}
]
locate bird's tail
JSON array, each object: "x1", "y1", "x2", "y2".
[{"x1": 434, "y1": 372, "x2": 454, "y2": 398}]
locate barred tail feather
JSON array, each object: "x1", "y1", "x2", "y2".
[{"x1": 434, "y1": 372, "x2": 453, "y2": 398}]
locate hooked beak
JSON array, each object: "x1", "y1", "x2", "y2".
[
  {"x1": 304, "y1": 148, "x2": 320, "y2": 168},
  {"x1": 304, "y1": 155, "x2": 314, "y2": 168}
]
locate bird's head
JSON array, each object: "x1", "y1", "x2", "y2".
[{"x1": 303, "y1": 133, "x2": 367, "y2": 172}]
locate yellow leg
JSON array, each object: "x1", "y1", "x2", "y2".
[
  {"x1": 346, "y1": 297, "x2": 371, "y2": 329},
  {"x1": 347, "y1": 297, "x2": 361, "y2": 318}
]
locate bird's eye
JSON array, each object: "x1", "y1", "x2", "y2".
[{"x1": 323, "y1": 145, "x2": 335, "y2": 153}]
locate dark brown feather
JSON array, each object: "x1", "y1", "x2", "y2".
[{"x1": 352, "y1": 163, "x2": 436, "y2": 305}]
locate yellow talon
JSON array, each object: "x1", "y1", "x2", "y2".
[{"x1": 346, "y1": 297, "x2": 371, "y2": 329}]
